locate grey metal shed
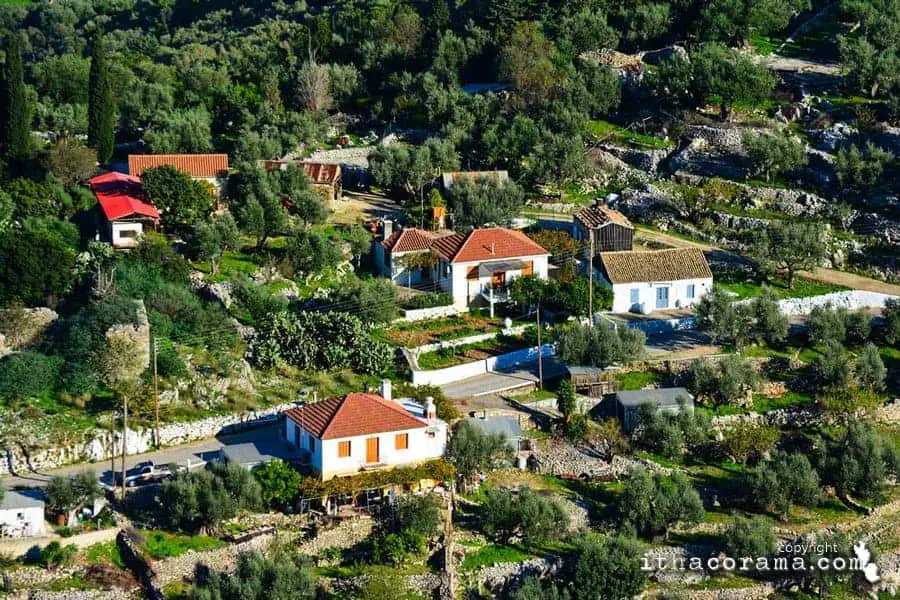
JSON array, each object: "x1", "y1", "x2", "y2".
[{"x1": 615, "y1": 387, "x2": 694, "y2": 432}]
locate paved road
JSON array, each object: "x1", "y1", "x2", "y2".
[{"x1": 2, "y1": 424, "x2": 287, "y2": 490}]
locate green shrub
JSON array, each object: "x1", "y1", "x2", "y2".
[
  {"x1": 37, "y1": 542, "x2": 77, "y2": 569},
  {"x1": 401, "y1": 293, "x2": 454, "y2": 310},
  {"x1": 0, "y1": 351, "x2": 63, "y2": 399}
]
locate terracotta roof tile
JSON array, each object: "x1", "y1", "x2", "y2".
[
  {"x1": 574, "y1": 205, "x2": 633, "y2": 229},
  {"x1": 128, "y1": 154, "x2": 229, "y2": 178},
  {"x1": 284, "y1": 393, "x2": 427, "y2": 440},
  {"x1": 431, "y1": 228, "x2": 548, "y2": 263},
  {"x1": 301, "y1": 162, "x2": 341, "y2": 184},
  {"x1": 381, "y1": 228, "x2": 436, "y2": 253},
  {"x1": 598, "y1": 248, "x2": 712, "y2": 284}
]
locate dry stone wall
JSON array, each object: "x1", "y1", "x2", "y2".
[
  {"x1": 153, "y1": 531, "x2": 278, "y2": 586},
  {"x1": 0, "y1": 401, "x2": 297, "y2": 476}
]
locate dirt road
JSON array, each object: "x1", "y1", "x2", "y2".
[{"x1": 634, "y1": 228, "x2": 900, "y2": 296}]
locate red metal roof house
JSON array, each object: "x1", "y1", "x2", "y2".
[{"x1": 89, "y1": 172, "x2": 159, "y2": 249}]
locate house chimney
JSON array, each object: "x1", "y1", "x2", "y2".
[
  {"x1": 380, "y1": 378, "x2": 392, "y2": 402},
  {"x1": 425, "y1": 396, "x2": 437, "y2": 420},
  {"x1": 490, "y1": 242, "x2": 495, "y2": 256},
  {"x1": 383, "y1": 219, "x2": 393, "y2": 238}
]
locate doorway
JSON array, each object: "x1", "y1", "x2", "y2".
[{"x1": 366, "y1": 437, "x2": 380, "y2": 463}]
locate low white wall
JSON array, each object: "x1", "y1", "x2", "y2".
[
  {"x1": 771, "y1": 290, "x2": 897, "y2": 316},
  {"x1": 394, "y1": 304, "x2": 460, "y2": 323},
  {"x1": 411, "y1": 343, "x2": 556, "y2": 386}
]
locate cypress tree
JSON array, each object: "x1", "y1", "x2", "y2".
[
  {"x1": 88, "y1": 34, "x2": 115, "y2": 163},
  {"x1": 2, "y1": 35, "x2": 30, "y2": 158}
]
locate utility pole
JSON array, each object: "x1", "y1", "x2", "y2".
[
  {"x1": 152, "y1": 337, "x2": 159, "y2": 447},
  {"x1": 120, "y1": 393, "x2": 128, "y2": 500},
  {"x1": 588, "y1": 234, "x2": 594, "y2": 325}
]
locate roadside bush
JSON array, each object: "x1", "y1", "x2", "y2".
[
  {"x1": 0, "y1": 351, "x2": 63, "y2": 399},
  {"x1": 158, "y1": 461, "x2": 262, "y2": 533},
  {"x1": 884, "y1": 298, "x2": 900, "y2": 345},
  {"x1": 252, "y1": 459, "x2": 302, "y2": 509},
  {"x1": 556, "y1": 321, "x2": 645, "y2": 368},
  {"x1": 807, "y1": 304, "x2": 848, "y2": 346},
  {"x1": 401, "y1": 292, "x2": 454, "y2": 310},
  {"x1": 480, "y1": 487, "x2": 569, "y2": 548},
  {"x1": 36, "y1": 542, "x2": 77, "y2": 570}
]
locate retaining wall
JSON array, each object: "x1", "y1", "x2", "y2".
[
  {"x1": 0, "y1": 527, "x2": 119, "y2": 559},
  {"x1": 0, "y1": 402, "x2": 297, "y2": 477},
  {"x1": 411, "y1": 344, "x2": 556, "y2": 386},
  {"x1": 394, "y1": 305, "x2": 460, "y2": 322}
]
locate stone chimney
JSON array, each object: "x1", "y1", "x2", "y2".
[
  {"x1": 425, "y1": 396, "x2": 437, "y2": 420},
  {"x1": 380, "y1": 378, "x2": 392, "y2": 402},
  {"x1": 383, "y1": 219, "x2": 393, "y2": 238}
]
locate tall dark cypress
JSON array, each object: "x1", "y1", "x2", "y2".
[
  {"x1": 2, "y1": 35, "x2": 30, "y2": 158},
  {"x1": 88, "y1": 33, "x2": 115, "y2": 163}
]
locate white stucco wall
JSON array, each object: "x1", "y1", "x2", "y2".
[
  {"x1": 0, "y1": 506, "x2": 46, "y2": 537},
  {"x1": 445, "y1": 255, "x2": 550, "y2": 310},
  {"x1": 109, "y1": 221, "x2": 144, "y2": 248},
  {"x1": 606, "y1": 276, "x2": 712, "y2": 313},
  {"x1": 286, "y1": 420, "x2": 447, "y2": 481}
]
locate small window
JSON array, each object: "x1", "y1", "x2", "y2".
[
  {"x1": 395, "y1": 433, "x2": 409, "y2": 450},
  {"x1": 630, "y1": 288, "x2": 640, "y2": 304},
  {"x1": 308, "y1": 435, "x2": 316, "y2": 453},
  {"x1": 338, "y1": 441, "x2": 351, "y2": 457},
  {"x1": 687, "y1": 284, "x2": 696, "y2": 299}
]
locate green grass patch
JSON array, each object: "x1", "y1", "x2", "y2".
[
  {"x1": 162, "y1": 580, "x2": 193, "y2": 600},
  {"x1": 717, "y1": 276, "x2": 848, "y2": 301},
  {"x1": 752, "y1": 390, "x2": 816, "y2": 413},
  {"x1": 588, "y1": 119, "x2": 673, "y2": 150},
  {"x1": 84, "y1": 541, "x2": 125, "y2": 569},
  {"x1": 460, "y1": 544, "x2": 535, "y2": 571},
  {"x1": 140, "y1": 530, "x2": 226, "y2": 559},
  {"x1": 617, "y1": 370, "x2": 663, "y2": 391}
]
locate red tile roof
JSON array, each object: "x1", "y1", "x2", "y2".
[
  {"x1": 89, "y1": 172, "x2": 159, "y2": 221},
  {"x1": 574, "y1": 205, "x2": 633, "y2": 229},
  {"x1": 431, "y1": 228, "x2": 549, "y2": 263},
  {"x1": 301, "y1": 162, "x2": 341, "y2": 184},
  {"x1": 128, "y1": 154, "x2": 229, "y2": 178},
  {"x1": 284, "y1": 393, "x2": 427, "y2": 440},
  {"x1": 381, "y1": 228, "x2": 437, "y2": 253}
]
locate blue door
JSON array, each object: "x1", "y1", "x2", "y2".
[{"x1": 655, "y1": 287, "x2": 669, "y2": 309}]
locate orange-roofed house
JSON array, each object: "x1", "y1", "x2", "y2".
[
  {"x1": 430, "y1": 227, "x2": 550, "y2": 310},
  {"x1": 128, "y1": 154, "x2": 230, "y2": 197},
  {"x1": 259, "y1": 160, "x2": 342, "y2": 207},
  {"x1": 283, "y1": 381, "x2": 448, "y2": 480},
  {"x1": 89, "y1": 172, "x2": 160, "y2": 249}
]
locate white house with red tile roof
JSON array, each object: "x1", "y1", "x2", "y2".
[
  {"x1": 283, "y1": 382, "x2": 447, "y2": 480},
  {"x1": 89, "y1": 172, "x2": 160, "y2": 248},
  {"x1": 430, "y1": 227, "x2": 550, "y2": 310},
  {"x1": 375, "y1": 224, "x2": 451, "y2": 287}
]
